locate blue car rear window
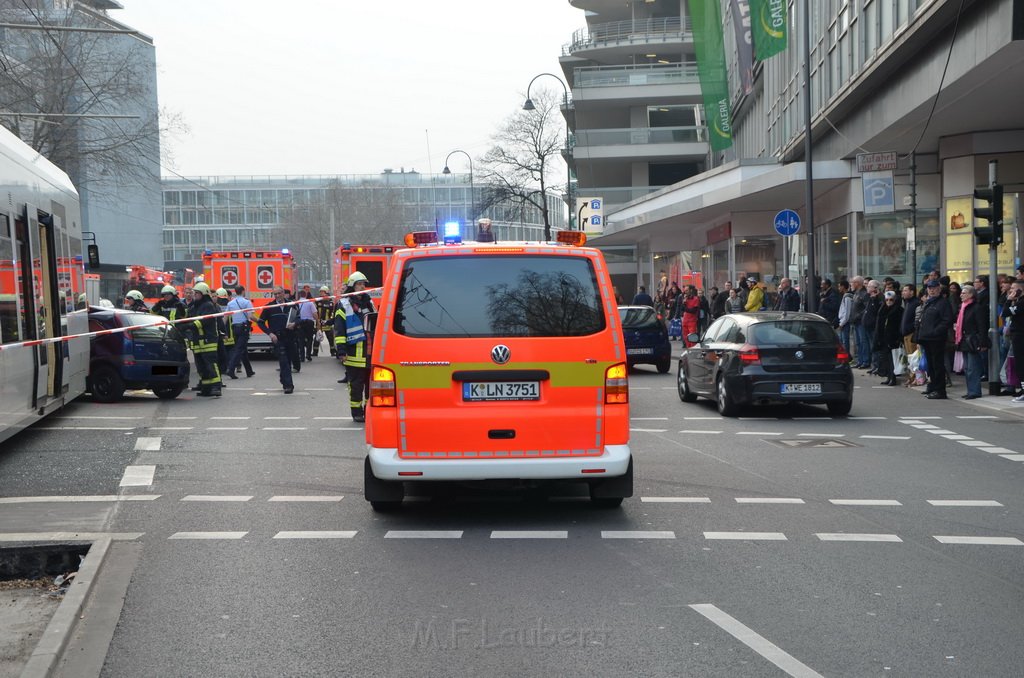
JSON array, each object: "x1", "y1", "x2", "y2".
[{"x1": 619, "y1": 307, "x2": 661, "y2": 330}]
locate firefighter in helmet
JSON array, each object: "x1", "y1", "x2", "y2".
[
  {"x1": 187, "y1": 282, "x2": 222, "y2": 397},
  {"x1": 151, "y1": 285, "x2": 186, "y2": 322},
  {"x1": 123, "y1": 289, "x2": 147, "y2": 312},
  {"x1": 313, "y1": 285, "x2": 336, "y2": 357},
  {"x1": 334, "y1": 271, "x2": 375, "y2": 422}
]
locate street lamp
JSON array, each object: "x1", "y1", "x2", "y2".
[
  {"x1": 523, "y1": 73, "x2": 573, "y2": 233},
  {"x1": 442, "y1": 150, "x2": 474, "y2": 231}
]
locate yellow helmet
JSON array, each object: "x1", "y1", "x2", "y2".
[
  {"x1": 193, "y1": 282, "x2": 212, "y2": 295},
  {"x1": 215, "y1": 287, "x2": 229, "y2": 298},
  {"x1": 160, "y1": 285, "x2": 177, "y2": 295},
  {"x1": 125, "y1": 290, "x2": 144, "y2": 302},
  {"x1": 346, "y1": 271, "x2": 369, "y2": 286}
]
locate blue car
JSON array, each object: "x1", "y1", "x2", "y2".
[
  {"x1": 87, "y1": 308, "x2": 190, "y2": 402},
  {"x1": 619, "y1": 305, "x2": 672, "y2": 373}
]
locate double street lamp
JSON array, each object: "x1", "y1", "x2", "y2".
[
  {"x1": 441, "y1": 150, "x2": 474, "y2": 234},
  {"x1": 523, "y1": 73, "x2": 573, "y2": 234}
]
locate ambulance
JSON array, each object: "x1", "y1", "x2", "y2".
[
  {"x1": 363, "y1": 230, "x2": 632, "y2": 510},
  {"x1": 331, "y1": 243, "x2": 398, "y2": 299},
  {"x1": 202, "y1": 249, "x2": 295, "y2": 352}
]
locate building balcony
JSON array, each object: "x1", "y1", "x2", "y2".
[
  {"x1": 572, "y1": 126, "x2": 708, "y2": 161},
  {"x1": 569, "y1": 63, "x2": 702, "y2": 105},
  {"x1": 562, "y1": 17, "x2": 691, "y2": 58}
]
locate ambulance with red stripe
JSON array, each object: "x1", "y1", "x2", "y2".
[
  {"x1": 331, "y1": 243, "x2": 398, "y2": 300},
  {"x1": 202, "y1": 249, "x2": 295, "y2": 352},
  {"x1": 363, "y1": 230, "x2": 632, "y2": 510}
]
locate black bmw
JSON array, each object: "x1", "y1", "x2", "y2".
[{"x1": 676, "y1": 312, "x2": 854, "y2": 417}]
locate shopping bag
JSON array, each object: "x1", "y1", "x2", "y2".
[
  {"x1": 919, "y1": 350, "x2": 928, "y2": 374},
  {"x1": 1005, "y1": 354, "x2": 1018, "y2": 386},
  {"x1": 892, "y1": 347, "x2": 906, "y2": 375},
  {"x1": 315, "y1": 330, "x2": 324, "y2": 343},
  {"x1": 953, "y1": 351, "x2": 964, "y2": 374},
  {"x1": 669, "y1": 317, "x2": 682, "y2": 338},
  {"x1": 907, "y1": 348, "x2": 922, "y2": 372}
]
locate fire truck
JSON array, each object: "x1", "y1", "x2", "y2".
[
  {"x1": 202, "y1": 249, "x2": 295, "y2": 352},
  {"x1": 330, "y1": 244, "x2": 398, "y2": 300},
  {"x1": 125, "y1": 265, "x2": 177, "y2": 307}
]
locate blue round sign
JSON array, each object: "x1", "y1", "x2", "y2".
[{"x1": 774, "y1": 209, "x2": 801, "y2": 237}]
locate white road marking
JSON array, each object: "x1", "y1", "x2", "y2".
[
  {"x1": 148, "y1": 427, "x2": 193, "y2": 431},
  {"x1": 207, "y1": 427, "x2": 248, "y2": 431},
  {"x1": 907, "y1": 416, "x2": 942, "y2": 420},
  {"x1": 910, "y1": 424, "x2": 937, "y2": 429},
  {"x1": 265, "y1": 416, "x2": 301, "y2": 420},
  {"x1": 941, "y1": 434, "x2": 972, "y2": 440},
  {"x1": 55, "y1": 415, "x2": 143, "y2": 420},
  {"x1": 0, "y1": 495, "x2": 158, "y2": 504},
  {"x1": 268, "y1": 496, "x2": 344, "y2": 502},
  {"x1": 491, "y1": 531, "x2": 568, "y2": 539},
  {"x1": 934, "y1": 536, "x2": 1024, "y2": 546},
  {"x1": 641, "y1": 497, "x2": 712, "y2": 503},
  {"x1": 181, "y1": 495, "x2": 253, "y2": 502},
  {"x1": 134, "y1": 437, "x2": 161, "y2": 451},
  {"x1": 631, "y1": 428, "x2": 668, "y2": 433},
  {"x1": 41, "y1": 426, "x2": 135, "y2": 431},
  {"x1": 999, "y1": 454, "x2": 1024, "y2": 461},
  {"x1": 689, "y1": 604, "x2": 824, "y2": 678},
  {"x1": 815, "y1": 533, "x2": 902, "y2": 542},
  {"x1": 737, "y1": 431, "x2": 782, "y2": 436},
  {"x1": 384, "y1": 530, "x2": 463, "y2": 539},
  {"x1": 0, "y1": 532, "x2": 143, "y2": 541},
  {"x1": 735, "y1": 498, "x2": 804, "y2": 504},
  {"x1": 273, "y1": 531, "x2": 357, "y2": 539},
  {"x1": 703, "y1": 532, "x2": 787, "y2": 540},
  {"x1": 829, "y1": 499, "x2": 902, "y2": 506},
  {"x1": 679, "y1": 430, "x2": 722, "y2": 434},
  {"x1": 899, "y1": 420, "x2": 924, "y2": 424},
  {"x1": 169, "y1": 532, "x2": 247, "y2": 540},
  {"x1": 119, "y1": 465, "x2": 156, "y2": 487},
  {"x1": 957, "y1": 415, "x2": 998, "y2": 419},
  {"x1": 925, "y1": 429, "x2": 956, "y2": 435},
  {"x1": 927, "y1": 500, "x2": 1003, "y2": 507},
  {"x1": 959, "y1": 440, "x2": 994, "y2": 447},
  {"x1": 211, "y1": 416, "x2": 250, "y2": 420},
  {"x1": 796, "y1": 433, "x2": 845, "y2": 437},
  {"x1": 601, "y1": 531, "x2": 675, "y2": 539},
  {"x1": 980, "y1": 447, "x2": 1017, "y2": 455},
  {"x1": 263, "y1": 427, "x2": 307, "y2": 431},
  {"x1": 860, "y1": 435, "x2": 911, "y2": 440}
]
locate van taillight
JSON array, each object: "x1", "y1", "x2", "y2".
[
  {"x1": 605, "y1": 363, "x2": 628, "y2": 404},
  {"x1": 738, "y1": 344, "x2": 760, "y2": 365},
  {"x1": 369, "y1": 366, "x2": 396, "y2": 407}
]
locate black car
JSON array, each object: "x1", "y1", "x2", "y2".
[
  {"x1": 676, "y1": 312, "x2": 853, "y2": 416},
  {"x1": 87, "y1": 307, "x2": 191, "y2": 402},
  {"x1": 619, "y1": 305, "x2": 672, "y2": 373}
]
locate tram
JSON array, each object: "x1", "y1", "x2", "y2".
[{"x1": 0, "y1": 124, "x2": 89, "y2": 444}]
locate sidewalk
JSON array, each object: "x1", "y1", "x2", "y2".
[{"x1": 854, "y1": 370, "x2": 1024, "y2": 419}]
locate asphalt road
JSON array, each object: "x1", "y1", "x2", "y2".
[{"x1": 1, "y1": 351, "x2": 1023, "y2": 677}]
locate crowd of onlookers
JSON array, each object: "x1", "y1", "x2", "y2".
[{"x1": 623, "y1": 264, "x2": 1024, "y2": 401}]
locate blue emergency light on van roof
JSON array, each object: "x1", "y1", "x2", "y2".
[
  {"x1": 443, "y1": 221, "x2": 461, "y2": 238},
  {"x1": 204, "y1": 249, "x2": 212, "y2": 256},
  {"x1": 281, "y1": 248, "x2": 290, "y2": 255}
]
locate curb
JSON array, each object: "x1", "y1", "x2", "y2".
[{"x1": 20, "y1": 537, "x2": 111, "y2": 678}]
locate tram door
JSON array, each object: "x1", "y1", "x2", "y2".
[{"x1": 16, "y1": 204, "x2": 62, "y2": 409}]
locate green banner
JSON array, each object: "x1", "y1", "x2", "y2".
[
  {"x1": 750, "y1": 0, "x2": 788, "y2": 60},
  {"x1": 688, "y1": 0, "x2": 733, "y2": 152}
]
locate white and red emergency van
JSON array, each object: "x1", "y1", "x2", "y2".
[{"x1": 202, "y1": 249, "x2": 295, "y2": 352}]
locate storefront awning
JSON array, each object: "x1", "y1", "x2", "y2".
[{"x1": 593, "y1": 159, "x2": 855, "y2": 247}]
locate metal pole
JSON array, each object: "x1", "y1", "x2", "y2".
[
  {"x1": 909, "y1": 152, "x2": 918, "y2": 285},
  {"x1": 802, "y1": 0, "x2": 817, "y2": 313},
  {"x1": 987, "y1": 160, "x2": 1001, "y2": 395},
  {"x1": 329, "y1": 208, "x2": 335, "y2": 285}
]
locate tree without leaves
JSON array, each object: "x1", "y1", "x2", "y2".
[
  {"x1": 0, "y1": 2, "x2": 184, "y2": 198},
  {"x1": 477, "y1": 88, "x2": 567, "y2": 241}
]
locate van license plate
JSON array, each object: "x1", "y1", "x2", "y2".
[
  {"x1": 463, "y1": 382, "x2": 540, "y2": 401},
  {"x1": 781, "y1": 383, "x2": 821, "y2": 394}
]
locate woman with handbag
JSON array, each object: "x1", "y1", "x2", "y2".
[
  {"x1": 955, "y1": 285, "x2": 989, "y2": 399},
  {"x1": 875, "y1": 290, "x2": 904, "y2": 385}
]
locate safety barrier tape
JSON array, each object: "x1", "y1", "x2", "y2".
[{"x1": 0, "y1": 290, "x2": 379, "y2": 353}]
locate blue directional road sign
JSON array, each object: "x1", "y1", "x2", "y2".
[{"x1": 774, "y1": 209, "x2": 801, "y2": 237}]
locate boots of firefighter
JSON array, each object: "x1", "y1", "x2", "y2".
[{"x1": 351, "y1": 406, "x2": 365, "y2": 423}]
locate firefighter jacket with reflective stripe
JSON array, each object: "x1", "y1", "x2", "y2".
[
  {"x1": 316, "y1": 298, "x2": 335, "y2": 329},
  {"x1": 334, "y1": 295, "x2": 374, "y2": 368},
  {"x1": 189, "y1": 296, "x2": 220, "y2": 353},
  {"x1": 152, "y1": 298, "x2": 186, "y2": 323}
]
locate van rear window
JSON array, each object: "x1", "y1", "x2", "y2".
[{"x1": 393, "y1": 255, "x2": 605, "y2": 338}]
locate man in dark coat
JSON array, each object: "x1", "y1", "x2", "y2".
[
  {"x1": 817, "y1": 279, "x2": 840, "y2": 325},
  {"x1": 773, "y1": 277, "x2": 801, "y2": 311},
  {"x1": 916, "y1": 279, "x2": 953, "y2": 399}
]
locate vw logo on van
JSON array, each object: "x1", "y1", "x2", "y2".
[{"x1": 491, "y1": 345, "x2": 511, "y2": 364}]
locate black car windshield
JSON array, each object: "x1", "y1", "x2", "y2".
[
  {"x1": 119, "y1": 311, "x2": 177, "y2": 339},
  {"x1": 750, "y1": 320, "x2": 836, "y2": 346},
  {"x1": 120, "y1": 312, "x2": 166, "y2": 328},
  {"x1": 393, "y1": 255, "x2": 605, "y2": 338},
  {"x1": 619, "y1": 307, "x2": 661, "y2": 330}
]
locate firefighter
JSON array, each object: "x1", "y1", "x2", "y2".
[
  {"x1": 151, "y1": 285, "x2": 186, "y2": 323},
  {"x1": 313, "y1": 285, "x2": 336, "y2": 357},
  {"x1": 123, "y1": 289, "x2": 147, "y2": 312},
  {"x1": 214, "y1": 287, "x2": 234, "y2": 375},
  {"x1": 187, "y1": 282, "x2": 222, "y2": 397},
  {"x1": 334, "y1": 271, "x2": 374, "y2": 422}
]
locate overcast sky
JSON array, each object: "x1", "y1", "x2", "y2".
[{"x1": 115, "y1": 1, "x2": 582, "y2": 178}]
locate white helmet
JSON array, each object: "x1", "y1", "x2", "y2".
[
  {"x1": 346, "y1": 271, "x2": 369, "y2": 286},
  {"x1": 161, "y1": 285, "x2": 177, "y2": 295},
  {"x1": 125, "y1": 290, "x2": 144, "y2": 302},
  {"x1": 192, "y1": 282, "x2": 212, "y2": 295}
]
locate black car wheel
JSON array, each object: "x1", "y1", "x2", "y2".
[
  {"x1": 90, "y1": 365, "x2": 125, "y2": 403},
  {"x1": 677, "y1": 364, "x2": 697, "y2": 402},
  {"x1": 153, "y1": 384, "x2": 185, "y2": 400},
  {"x1": 827, "y1": 397, "x2": 853, "y2": 416},
  {"x1": 656, "y1": 358, "x2": 671, "y2": 374},
  {"x1": 716, "y1": 374, "x2": 739, "y2": 417}
]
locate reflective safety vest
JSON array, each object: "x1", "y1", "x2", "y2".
[{"x1": 334, "y1": 298, "x2": 368, "y2": 368}]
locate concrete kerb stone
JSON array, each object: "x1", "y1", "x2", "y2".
[{"x1": 20, "y1": 537, "x2": 112, "y2": 678}]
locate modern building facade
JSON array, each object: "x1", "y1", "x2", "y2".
[
  {"x1": 161, "y1": 170, "x2": 566, "y2": 283},
  {"x1": 565, "y1": 0, "x2": 1024, "y2": 296},
  {"x1": 0, "y1": 0, "x2": 163, "y2": 269}
]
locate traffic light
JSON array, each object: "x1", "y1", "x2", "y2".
[{"x1": 973, "y1": 183, "x2": 1003, "y2": 246}]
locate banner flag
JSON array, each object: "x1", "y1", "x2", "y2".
[
  {"x1": 729, "y1": 0, "x2": 754, "y2": 95},
  {"x1": 750, "y1": 0, "x2": 788, "y2": 60},
  {"x1": 688, "y1": 0, "x2": 734, "y2": 152}
]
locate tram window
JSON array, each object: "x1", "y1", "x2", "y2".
[{"x1": 0, "y1": 215, "x2": 19, "y2": 343}]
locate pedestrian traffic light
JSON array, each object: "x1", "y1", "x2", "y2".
[{"x1": 973, "y1": 183, "x2": 1003, "y2": 246}]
